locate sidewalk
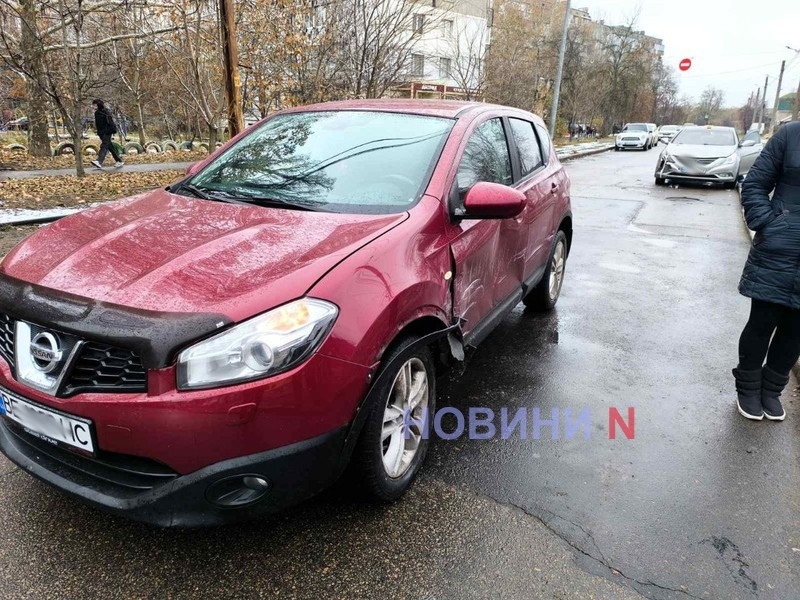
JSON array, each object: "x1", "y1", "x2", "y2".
[{"x1": 0, "y1": 161, "x2": 194, "y2": 181}]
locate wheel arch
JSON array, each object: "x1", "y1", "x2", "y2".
[{"x1": 558, "y1": 212, "x2": 573, "y2": 254}]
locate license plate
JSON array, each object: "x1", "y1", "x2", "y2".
[{"x1": 0, "y1": 387, "x2": 95, "y2": 454}]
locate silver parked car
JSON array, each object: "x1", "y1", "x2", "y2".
[
  {"x1": 657, "y1": 125, "x2": 682, "y2": 143},
  {"x1": 654, "y1": 126, "x2": 762, "y2": 188}
]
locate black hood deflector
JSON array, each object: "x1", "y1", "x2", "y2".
[{"x1": 0, "y1": 274, "x2": 232, "y2": 369}]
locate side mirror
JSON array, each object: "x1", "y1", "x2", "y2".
[
  {"x1": 739, "y1": 139, "x2": 757, "y2": 148},
  {"x1": 459, "y1": 182, "x2": 526, "y2": 219},
  {"x1": 186, "y1": 162, "x2": 200, "y2": 175}
]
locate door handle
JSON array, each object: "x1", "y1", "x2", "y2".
[{"x1": 550, "y1": 183, "x2": 558, "y2": 194}]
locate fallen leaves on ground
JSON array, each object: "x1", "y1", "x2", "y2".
[
  {"x1": 0, "y1": 148, "x2": 208, "y2": 171},
  {"x1": 0, "y1": 225, "x2": 38, "y2": 256},
  {"x1": 0, "y1": 170, "x2": 184, "y2": 211}
]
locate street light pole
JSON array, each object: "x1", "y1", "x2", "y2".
[
  {"x1": 548, "y1": 0, "x2": 572, "y2": 139},
  {"x1": 219, "y1": 0, "x2": 244, "y2": 137}
]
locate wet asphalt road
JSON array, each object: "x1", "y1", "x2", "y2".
[{"x1": 1, "y1": 148, "x2": 799, "y2": 599}]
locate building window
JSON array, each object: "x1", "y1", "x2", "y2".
[
  {"x1": 439, "y1": 57, "x2": 452, "y2": 79},
  {"x1": 413, "y1": 14, "x2": 425, "y2": 34},
  {"x1": 441, "y1": 19, "x2": 453, "y2": 37},
  {"x1": 411, "y1": 54, "x2": 425, "y2": 77}
]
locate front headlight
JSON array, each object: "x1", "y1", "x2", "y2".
[
  {"x1": 177, "y1": 298, "x2": 338, "y2": 390},
  {"x1": 720, "y1": 152, "x2": 738, "y2": 166}
]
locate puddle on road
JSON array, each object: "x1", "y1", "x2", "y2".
[{"x1": 665, "y1": 196, "x2": 702, "y2": 202}]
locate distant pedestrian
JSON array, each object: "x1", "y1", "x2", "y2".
[
  {"x1": 734, "y1": 122, "x2": 800, "y2": 421},
  {"x1": 90, "y1": 99, "x2": 123, "y2": 169}
]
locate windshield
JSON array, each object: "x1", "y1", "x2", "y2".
[
  {"x1": 623, "y1": 124, "x2": 647, "y2": 132},
  {"x1": 672, "y1": 128, "x2": 736, "y2": 146},
  {"x1": 190, "y1": 111, "x2": 454, "y2": 213}
]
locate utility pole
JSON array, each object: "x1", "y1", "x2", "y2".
[
  {"x1": 219, "y1": 0, "x2": 244, "y2": 137},
  {"x1": 548, "y1": 0, "x2": 572, "y2": 139},
  {"x1": 794, "y1": 77, "x2": 800, "y2": 121},
  {"x1": 752, "y1": 87, "x2": 761, "y2": 129},
  {"x1": 769, "y1": 61, "x2": 785, "y2": 135},
  {"x1": 755, "y1": 75, "x2": 768, "y2": 129}
]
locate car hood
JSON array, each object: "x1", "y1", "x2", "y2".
[
  {"x1": 1, "y1": 190, "x2": 408, "y2": 321},
  {"x1": 619, "y1": 131, "x2": 647, "y2": 137},
  {"x1": 666, "y1": 143, "x2": 737, "y2": 159}
]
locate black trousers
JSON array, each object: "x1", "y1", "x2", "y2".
[
  {"x1": 738, "y1": 298, "x2": 800, "y2": 374},
  {"x1": 97, "y1": 133, "x2": 121, "y2": 164}
]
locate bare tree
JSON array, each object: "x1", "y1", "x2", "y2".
[
  {"x1": 485, "y1": 0, "x2": 559, "y2": 112},
  {"x1": 445, "y1": 18, "x2": 488, "y2": 100}
]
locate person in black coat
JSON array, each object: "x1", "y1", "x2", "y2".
[
  {"x1": 735, "y1": 121, "x2": 800, "y2": 421},
  {"x1": 90, "y1": 99, "x2": 123, "y2": 169}
]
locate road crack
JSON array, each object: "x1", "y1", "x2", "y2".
[
  {"x1": 441, "y1": 481, "x2": 705, "y2": 600},
  {"x1": 0, "y1": 467, "x2": 19, "y2": 479}
]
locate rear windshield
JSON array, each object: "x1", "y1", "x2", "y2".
[
  {"x1": 623, "y1": 124, "x2": 647, "y2": 132},
  {"x1": 673, "y1": 128, "x2": 736, "y2": 146},
  {"x1": 191, "y1": 111, "x2": 454, "y2": 213}
]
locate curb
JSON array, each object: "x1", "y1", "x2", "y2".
[{"x1": 557, "y1": 144, "x2": 615, "y2": 162}]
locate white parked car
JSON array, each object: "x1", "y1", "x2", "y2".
[{"x1": 615, "y1": 123, "x2": 653, "y2": 151}]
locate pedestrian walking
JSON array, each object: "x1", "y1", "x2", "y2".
[
  {"x1": 734, "y1": 122, "x2": 800, "y2": 421},
  {"x1": 90, "y1": 99, "x2": 123, "y2": 169}
]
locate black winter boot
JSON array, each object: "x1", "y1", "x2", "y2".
[
  {"x1": 761, "y1": 366, "x2": 788, "y2": 421},
  {"x1": 732, "y1": 367, "x2": 763, "y2": 420}
]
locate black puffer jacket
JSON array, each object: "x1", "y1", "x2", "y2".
[
  {"x1": 94, "y1": 108, "x2": 117, "y2": 136},
  {"x1": 739, "y1": 122, "x2": 800, "y2": 307}
]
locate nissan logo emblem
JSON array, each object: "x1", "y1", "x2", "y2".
[{"x1": 30, "y1": 332, "x2": 63, "y2": 373}]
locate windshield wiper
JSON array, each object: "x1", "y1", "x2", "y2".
[
  {"x1": 176, "y1": 183, "x2": 246, "y2": 204},
  {"x1": 236, "y1": 196, "x2": 321, "y2": 211},
  {"x1": 178, "y1": 183, "x2": 211, "y2": 200}
]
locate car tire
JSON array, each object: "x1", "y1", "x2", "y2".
[
  {"x1": 53, "y1": 142, "x2": 75, "y2": 156},
  {"x1": 524, "y1": 230, "x2": 568, "y2": 311},
  {"x1": 655, "y1": 177, "x2": 666, "y2": 186},
  {"x1": 354, "y1": 335, "x2": 436, "y2": 502},
  {"x1": 614, "y1": 146, "x2": 620, "y2": 151}
]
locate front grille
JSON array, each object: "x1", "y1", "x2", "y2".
[
  {"x1": 621, "y1": 136, "x2": 640, "y2": 141},
  {"x1": 0, "y1": 313, "x2": 13, "y2": 368},
  {"x1": 696, "y1": 158, "x2": 718, "y2": 165},
  {"x1": 3, "y1": 420, "x2": 178, "y2": 498},
  {"x1": 0, "y1": 312, "x2": 147, "y2": 396},
  {"x1": 63, "y1": 342, "x2": 147, "y2": 396}
]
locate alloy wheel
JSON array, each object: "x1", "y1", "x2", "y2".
[
  {"x1": 549, "y1": 239, "x2": 566, "y2": 301},
  {"x1": 381, "y1": 357, "x2": 428, "y2": 478}
]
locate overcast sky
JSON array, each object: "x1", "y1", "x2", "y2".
[{"x1": 575, "y1": 0, "x2": 800, "y2": 107}]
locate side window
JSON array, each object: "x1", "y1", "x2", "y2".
[
  {"x1": 534, "y1": 123, "x2": 551, "y2": 164},
  {"x1": 509, "y1": 118, "x2": 543, "y2": 177},
  {"x1": 456, "y1": 118, "x2": 512, "y2": 193},
  {"x1": 743, "y1": 130, "x2": 761, "y2": 145}
]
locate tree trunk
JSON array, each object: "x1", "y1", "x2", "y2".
[
  {"x1": 208, "y1": 124, "x2": 218, "y2": 153},
  {"x1": 136, "y1": 100, "x2": 147, "y2": 145},
  {"x1": 20, "y1": 0, "x2": 51, "y2": 157}
]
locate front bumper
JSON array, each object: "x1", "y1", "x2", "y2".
[
  {"x1": 0, "y1": 417, "x2": 347, "y2": 527},
  {"x1": 655, "y1": 158, "x2": 737, "y2": 183},
  {"x1": 616, "y1": 139, "x2": 646, "y2": 149}
]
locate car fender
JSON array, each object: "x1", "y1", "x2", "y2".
[{"x1": 311, "y1": 196, "x2": 454, "y2": 369}]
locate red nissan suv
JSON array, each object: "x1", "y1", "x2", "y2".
[{"x1": 0, "y1": 100, "x2": 571, "y2": 526}]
